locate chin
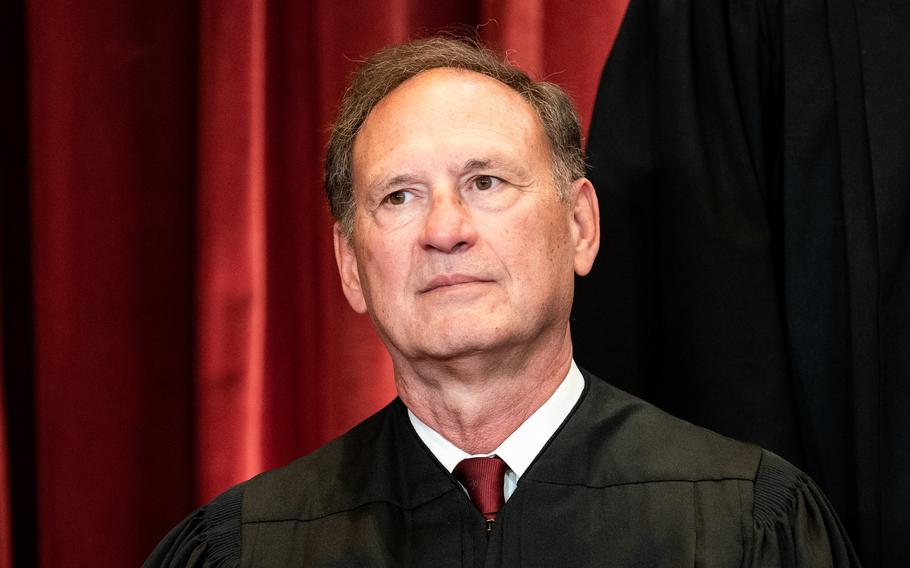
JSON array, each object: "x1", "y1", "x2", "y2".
[{"x1": 410, "y1": 327, "x2": 514, "y2": 361}]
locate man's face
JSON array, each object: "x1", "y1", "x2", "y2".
[{"x1": 335, "y1": 68, "x2": 598, "y2": 363}]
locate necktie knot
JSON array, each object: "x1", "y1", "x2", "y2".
[{"x1": 453, "y1": 456, "x2": 508, "y2": 521}]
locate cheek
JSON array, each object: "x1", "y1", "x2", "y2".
[
  {"x1": 490, "y1": 208, "x2": 568, "y2": 283},
  {"x1": 356, "y1": 236, "x2": 412, "y2": 302},
  {"x1": 526, "y1": 206, "x2": 571, "y2": 256},
  {"x1": 529, "y1": 216, "x2": 575, "y2": 295}
]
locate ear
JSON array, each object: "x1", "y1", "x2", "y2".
[
  {"x1": 568, "y1": 178, "x2": 600, "y2": 276},
  {"x1": 333, "y1": 223, "x2": 368, "y2": 314}
]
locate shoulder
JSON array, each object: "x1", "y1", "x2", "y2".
[
  {"x1": 576, "y1": 373, "x2": 860, "y2": 564},
  {"x1": 143, "y1": 483, "x2": 243, "y2": 568},
  {"x1": 528, "y1": 371, "x2": 763, "y2": 485},
  {"x1": 144, "y1": 399, "x2": 406, "y2": 567},
  {"x1": 529, "y1": 372, "x2": 859, "y2": 564},
  {"x1": 744, "y1": 449, "x2": 861, "y2": 565},
  {"x1": 241, "y1": 397, "x2": 454, "y2": 523},
  {"x1": 752, "y1": 449, "x2": 810, "y2": 524},
  {"x1": 243, "y1": 398, "x2": 406, "y2": 522}
]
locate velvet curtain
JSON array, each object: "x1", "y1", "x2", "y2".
[{"x1": 2, "y1": 1, "x2": 624, "y2": 565}]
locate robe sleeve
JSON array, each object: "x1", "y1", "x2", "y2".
[
  {"x1": 143, "y1": 484, "x2": 244, "y2": 568},
  {"x1": 746, "y1": 451, "x2": 861, "y2": 567}
]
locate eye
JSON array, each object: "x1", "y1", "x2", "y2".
[
  {"x1": 384, "y1": 189, "x2": 413, "y2": 206},
  {"x1": 472, "y1": 175, "x2": 502, "y2": 191}
]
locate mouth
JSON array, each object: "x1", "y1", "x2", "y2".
[{"x1": 419, "y1": 274, "x2": 492, "y2": 293}]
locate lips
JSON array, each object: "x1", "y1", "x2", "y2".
[{"x1": 420, "y1": 274, "x2": 491, "y2": 293}]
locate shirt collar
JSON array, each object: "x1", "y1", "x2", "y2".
[{"x1": 407, "y1": 360, "x2": 585, "y2": 478}]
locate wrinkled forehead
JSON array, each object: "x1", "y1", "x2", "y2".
[{"x1": 351, "y1": 68, "x2": 547, "y2": 184}]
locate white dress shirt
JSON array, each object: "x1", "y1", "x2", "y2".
[{"x1": 407, "y1": 360, "x2": 585, "y2": 500}]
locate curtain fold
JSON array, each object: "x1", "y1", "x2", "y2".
[
  {"x1": 10, "y1": 1, "x2": 625, "y2": 565},
  {"x1": 195, "y1": 0, "x2": 270, "y2": 503},
  {"x1": 27, "y1": 2, "x2": 200, "y2": 567}
]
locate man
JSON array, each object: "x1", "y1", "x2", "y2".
[{"x1": 146, "y1": 37, "x2": 859, "y2": 567}]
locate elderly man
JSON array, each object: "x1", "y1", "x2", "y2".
[{"x1": 146, "y1": 37, "x2": 859, "y2": 567}]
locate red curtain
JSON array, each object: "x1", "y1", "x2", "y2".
[{"x1": 6, "y1": 1, "x2": 625, "y2": 565}]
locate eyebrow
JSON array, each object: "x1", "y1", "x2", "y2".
[
  {"x1": 462, "y1": 157, "x2": 523, "y2": 173},
  {"x1": 364, "y1": 155, "x2": 530, "y2": 197},
  {"x1": 462, "y1": 158, "x2": 495, "y2": 172},
  {"x1": 460, "y1": 156, "x2": 530, "y2": 181},
  {"x1": 365, "y1": 173, "x2": 422, "y2": 197},
  {"x1": 382, "y1": 174, "x2": 421, "y2": 189}
]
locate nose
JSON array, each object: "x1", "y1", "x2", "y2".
[{"x1": 419, "y1": 189, "x2": 477, "y2": 253}]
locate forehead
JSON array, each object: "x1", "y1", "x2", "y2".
[{"x1": 352, "y1": 68, "x2": 547, "y2": 185}]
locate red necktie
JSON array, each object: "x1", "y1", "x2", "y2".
[{"x1": 453, "y1": 456, "x2": 509, "y2": 528}]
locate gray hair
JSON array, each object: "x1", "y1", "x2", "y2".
[{"x1": 325, "y1": 36, "x2": 585, "y2": 237}]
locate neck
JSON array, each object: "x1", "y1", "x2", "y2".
[{"x1": 394, "y1": 325, "x2": 574, "y2": 454}]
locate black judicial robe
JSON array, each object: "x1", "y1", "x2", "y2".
[
  {"x1": 145, "y1": 374, "x2": 859, "y2": 567},
  {"x1": 575, "y1": 1, "x2": 910, "y2": 565}
]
